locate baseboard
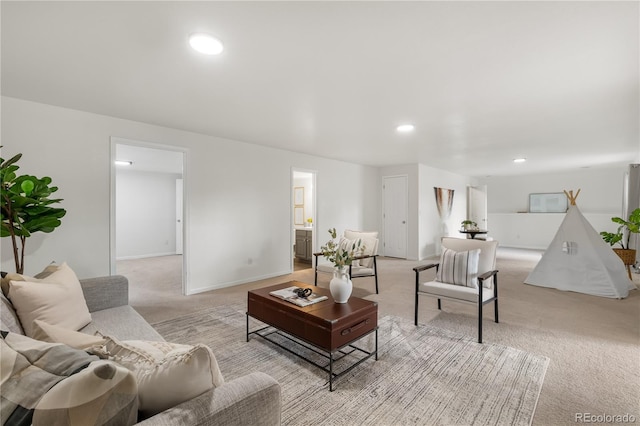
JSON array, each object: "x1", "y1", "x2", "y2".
[
  {"x1": 116, "y1": 252, "x2": 178, "y2": 261},
  {"x1": 186, "y1": 269, "x2": 293, "y2": 295}
]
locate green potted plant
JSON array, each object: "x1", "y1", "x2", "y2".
[
  {"x1": 320, "y1": 228, "x2": 363, "y2": 268},
  {"x1": 1, "y1": 151, "x2": 66, "y2": 274},
  {"x1": 461, "y1": 219, "x2": 478, "y2": 231},
  {"x1": 600, "y1": 208, "x2": 640, "y2": 276}
]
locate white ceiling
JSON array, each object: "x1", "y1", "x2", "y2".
[{"x1": 2, "y1": 1, "x2": 638, "y2": 177}]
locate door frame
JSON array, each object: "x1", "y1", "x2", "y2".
[
  {"x1": 291, "y1": 168, "x2": 317, "y2": 271},
  {"x1": 109, "y1": 137, "x2": 189, "y2": 295},
  {"x1": 382, "y1": 174, "x2": 408, "y2": 259},
  {"x1": 176, "y1": 178, "x2": 184, "y2": 255},
  {"x1": 467, "y1": 185, "x2": 488, "y2": 232}
]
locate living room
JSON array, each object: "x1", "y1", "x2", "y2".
[{"x1": 1, "y1": 1, "x2": 638, "y2": 425}]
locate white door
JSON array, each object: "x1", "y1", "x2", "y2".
[
  {"x1": 383, "y1": 175, "x2": 408, "y2": 258},
  {"x1": 467, "y1": 186, "x2": 488, "y2": 231},
  {"x1": 176, "y1": 179, "x2": 183, "y2": 255}
]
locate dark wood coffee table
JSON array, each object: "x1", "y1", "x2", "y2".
[{"x1": 246, "y1": 281, "x2": 378, "y2": 391}]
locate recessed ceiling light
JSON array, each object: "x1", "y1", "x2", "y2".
[
  {"x1": 115, "y1": 160, "x2": 133, "y2": 166},
  {"x1": 396, "y1": 124, "x2": 415, "y2": 133},
  {"x1": 189, "y1": 33, "x2": 224, "y2": 55},
  {"x1": 513, "y1": 158, "x2": 527, "y2": 163}
]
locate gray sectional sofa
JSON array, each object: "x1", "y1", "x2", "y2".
[{"x1": 0, "y1": 275, "x2": 282, "y2": 426}]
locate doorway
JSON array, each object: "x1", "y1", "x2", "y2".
[
  {"x1": 110, "y1": 138, "x2": 187, "y2": 295},
  {"x1": 292, "y1": 169, "x2": 316, "y2": 271},
  {"x1": 383, "y1": 175, "x2": 408, "y2": 258},
  {"x1": 467, "y1": 186, "x2": 488, "y2": 232}
]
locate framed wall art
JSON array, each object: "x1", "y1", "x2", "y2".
[
  {"x1": 529, "y1": 192, "x2": 568, "y2": 213},
  {"x1": 294, "y1": 206, "x2": 304, "y2": 225},
  {"x1": 294, "y1": 187, "x2": 304, "y2": 206}
]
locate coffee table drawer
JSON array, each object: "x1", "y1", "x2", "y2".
[
  {"x1": 248, "y1": 292, "x2": 377, "y2": 351},
  {"x1": 328, "y1": 307, "x2": 377, "y2": 350},
  {"x1": 248, "y1": 294, "x2": 323, "y2": 340}
]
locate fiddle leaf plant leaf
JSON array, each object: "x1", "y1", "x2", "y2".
[
  {"x1": 20, "y1": 179, "x2": 35, "y2": 195},
  {"x1": 0, "y1": 148, "x2": 66, "y2": 274}
]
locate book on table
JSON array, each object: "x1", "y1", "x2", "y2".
[{"x1": 269, "y1": 286, "x2": 328, "y2": 307}]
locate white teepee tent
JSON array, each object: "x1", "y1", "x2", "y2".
[{"x1": 525, "y1": 190, "x2": 634, "y2": 299}]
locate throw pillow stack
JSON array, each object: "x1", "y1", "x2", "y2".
[{"x1": 1, "y1": 262, "x2": 225, "y2": 425}]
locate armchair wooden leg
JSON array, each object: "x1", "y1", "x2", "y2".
[{"x1": 437, "y1": 299, "x2": 441, "y2": 310}]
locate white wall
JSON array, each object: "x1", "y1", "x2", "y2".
[
  {"x1": 379, "y1": 164, "x2": 473, "y2": 260},
  {"x1": 116, "y1": 169, "x2": 180, "y2": 259},
  {"x1": 477, "y1": 168, "x2": 627, "y2": 248},
  {"x1": 1, "y1": 97, "x2": 379, "y2": 294},
  {"x1": 419, "y1": 164, "x2": 474, "y2": 259},
  {"x1": 4, "y1": 96, "x2": 626, "y2": 280}
]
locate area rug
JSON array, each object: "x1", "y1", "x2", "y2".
[{"x1": 152, "y1": 304, "x2": 549, "y2": 426}]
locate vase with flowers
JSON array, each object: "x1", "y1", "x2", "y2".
[{"x1": 320, "y1": 228, "x2": 364, "y2": 303}]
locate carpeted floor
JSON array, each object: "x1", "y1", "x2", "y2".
[
  {"x1": 152, "y1": 303, "x2": 549, "y2": 426},
  {"x1": 118, "y1": 248, "x2": 640, "y2": 425}
]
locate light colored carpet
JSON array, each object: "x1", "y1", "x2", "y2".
[
  {"x1": 152, "y1": 304, "x2": 549, "y2": 426},
  {"x1": 119, "y1": 249, "x2": 640, "y2": 425}
]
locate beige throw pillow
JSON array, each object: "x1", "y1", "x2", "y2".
[
  {"x1": 1, "y1": 272, "x2": 34, "y2": 297},
  {"x1": 32, "y1": 320, "x2": 106, "y2": 350},
  {"x1": 338, "y1": 236, "x2": 363, "y2": 267},
  {"x1": 7, "y1": 263, "x2": 92, "y2": 338},
  {"x1": 343, "y1": 230, "x2": 378, "y2": 268},
  {"x1": 91, "y1": 336, "x2": 225, "y2": 417}
]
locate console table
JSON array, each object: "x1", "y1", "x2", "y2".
[{"x1": 460, "y1": 229, "x2": 488, "y2": 239}]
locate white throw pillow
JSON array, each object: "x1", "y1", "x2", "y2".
[
  {"x1": 344, "y1": 230, "x2": 378, "y2": 268},
  {"x1": 32, "y1": 319, "x2": 106, "y2": 350},
  {"x1": 436, "y1": 248, "x2": 481, "y2": 288},
  {"x1": 92, "y1": 336, "x2": 225, "y2": 417},
  {"x1": 7, "y1": 263, "x2": 92, "y2": 338},
  {"x1": 338, "y1": 236, "x2": 363, "y2": 267}
]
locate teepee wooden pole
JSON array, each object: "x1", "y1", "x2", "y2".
[{"x1": 563, "y1": 189, "x2": 581, "y2": 206}]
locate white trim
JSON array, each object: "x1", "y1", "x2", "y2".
[
  {"x1": 291, "y1": 167, "x2": 318, "y2": 272},
  {"x1": 381, "y1": 174, "x2": 409, "y2": 258},
  {"x1": 186, "y1": 270, "x2": 292, "y2": 295},
  {"x1": 116, "y1": 252, "x2": 178, "y2": 261},
  {"x1": 110, "y1": 136, "x2": 189, "y2": 296}
]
